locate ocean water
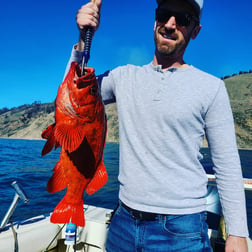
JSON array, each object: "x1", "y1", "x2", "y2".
[
  {"x1": 0, "y1": 139, "x2": 120, "y2": 223},
  {"x1": 0, "y1": 138, "x2": 251, "y2": 236}
]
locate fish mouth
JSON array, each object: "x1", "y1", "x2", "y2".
[
  {"x1": 73, "y1": 65, "x2": 96, "y2": 89},
  {"x1": 76, "y1": 79, "x2": 94, "y2": 89},
  {"x1": 75, "y1": 75, "x2": 97, "y2": 90}
]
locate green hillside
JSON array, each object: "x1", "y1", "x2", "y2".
[
  {"x1": 224, "y1": 73, "x2": 252, "y2": 148},
  {"x1": 0, "y1": 72, "x2": 251, "y2": 148}
]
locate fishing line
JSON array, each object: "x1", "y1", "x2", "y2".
[{"x1": 43, "y1": 223, "x2": 66, "y2": 252}]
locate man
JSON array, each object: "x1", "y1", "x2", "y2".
[{"x1": 67, "y1": 0, "x2": 249, "y2": 251}]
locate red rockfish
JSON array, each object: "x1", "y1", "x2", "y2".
[{"x1": 41, "y1": 62, "x2": 107, "y2": 227}]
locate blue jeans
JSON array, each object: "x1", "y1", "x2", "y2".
[{"x1": 106, "y1": 202, "x2": 212, "y2": 252}]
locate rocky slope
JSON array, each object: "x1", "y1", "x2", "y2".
[
  {"x1": 0, "y1": 102, "x2": 119, "y2": 142},
  {"x1": 0, "y1": 73, "x2": 251, "y2": 148}
]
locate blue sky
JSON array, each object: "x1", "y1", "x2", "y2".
[{"x1": 1, "y1": 0, "x2": 252, "y2": 108}]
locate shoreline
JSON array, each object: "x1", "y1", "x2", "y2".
[
  {"x1": 0, "y1": 137, "x2": 251, "y2": 150},
  {"x1": 0, "y1": 137, "x2": 120, "y2": 144},
  {"x1": 0, "y1": 137, "x2": 43, "y2": 141}
]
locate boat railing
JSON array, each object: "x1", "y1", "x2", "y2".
[{"x1": 0, "y1": 181, "x2": 29, "y2": 231}]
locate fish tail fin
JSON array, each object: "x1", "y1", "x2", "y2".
[
  {"x1": 50, "y1": 197, "x2": 85, "y2": 227},
  {"x1": 86, "y1": 160, "x2": 108, "y2": 195}
]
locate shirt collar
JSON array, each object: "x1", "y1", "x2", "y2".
[{"x1": 148, "y1": 62, "x2": 193, "y2": 73}]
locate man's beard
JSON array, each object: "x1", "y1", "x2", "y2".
[
  {"x1": 154, "y1": 27, "x2": 189, "y2": 58},
  {"x1": 155, "y1": 41, "x2": 177, "y2": 57}
]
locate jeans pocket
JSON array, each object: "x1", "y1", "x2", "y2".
[
  {"x1": 163, "y1": 212, "x2": 205, "y2": 238},
  {"x1": 109, "y1": 204, "x2": 122, "y2": 222}
]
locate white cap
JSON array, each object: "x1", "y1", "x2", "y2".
[{"x1": 156, "y1": 0, "x2": 204, "y2": 18}]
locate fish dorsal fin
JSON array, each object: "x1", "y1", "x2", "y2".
[
  {"x1": 54, "y1": 123, "x2": 86, "y2": 153},
  {"x1": 86, "y1": 160, "x2": 108, "y2": 195}
]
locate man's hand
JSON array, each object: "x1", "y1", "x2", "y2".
[
  {"x1": 225, "y1": 235, "x2": 248, "y2": 252},
  {"x1": 76, "y1": 0, "x2": 102, "y2": 51},
  {"x1": 76, "y1": 0, "x2": 102, "y2": 30}
]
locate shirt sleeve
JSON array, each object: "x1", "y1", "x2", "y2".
[
  {"x1": 63, "y1": 45, "x2": 83, "y2": 80},
  {"x1": 205, "y1": 81, "x2": 249, "y2": 237}
]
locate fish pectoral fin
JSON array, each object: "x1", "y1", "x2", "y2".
[
  {"x1": 55, "y1": 124, "x2": 86, "y2": 153},
  {"x1": 41, "y1": 124, "x2": 57, "y2": 156},
  {"x1": 47, "y1": 160, "x2": 67, "y2": 193},
  {"x1": 86, "y1": 160, "x2": 108, "y2": 195},
  {"x1": 41, "y1": 123, "x2": 55, "y2": 139}
]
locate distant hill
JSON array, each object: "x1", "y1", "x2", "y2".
[
  {"x1": 0, "y1": 72, "x2": 251, "y2": 148},
  {"x1": 224, "y1": 73, "x2": 252, "y2": 148},
  {"x1": 0, "y1": 102, "x2": 119, "y2": 143}
]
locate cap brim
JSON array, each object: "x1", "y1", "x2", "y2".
[{"x1": 156, "y1": 0, "x2": 201, "y2": 18}]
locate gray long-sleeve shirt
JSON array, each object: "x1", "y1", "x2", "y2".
[{"x1": 67, "y1": 47, "x2": 248, "y2": 237}]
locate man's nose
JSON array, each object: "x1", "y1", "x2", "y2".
[{"x1": 164, "y1": 16, "x2": 176, "y2": 29}]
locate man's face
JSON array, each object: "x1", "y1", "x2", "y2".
[{"x1": 154, "y1": 0, "x2": 201, "y2": 60}]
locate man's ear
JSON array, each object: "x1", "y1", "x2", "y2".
[
  {"x1": 191, "y1": 25, "x2": 201, "y2": 40},
  {"x1": 154, "y1": 20, "x2": 157, "y2": 31}
]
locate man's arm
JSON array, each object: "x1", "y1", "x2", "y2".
[
  {"x1": 63, "y1": 0, "x2": 102, "y2": 78},
  {"x1": 204, "y1": 81, "x2": 249, "y2": 251}
]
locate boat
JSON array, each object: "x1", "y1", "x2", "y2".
[
  {"x1": 0, "y1": 205, "x2": 112, "y2": 252},
  {"x1": 0, "y1": 179, "x2": 252, "y2": 252}
]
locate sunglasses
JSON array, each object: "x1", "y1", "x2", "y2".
[{"x1": 155, "y1": 8, "x2": 199, "y2": 27}]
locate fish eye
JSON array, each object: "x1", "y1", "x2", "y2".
[{"x1": 89, "y1": 86, "x2": 98, "y2": 96}]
